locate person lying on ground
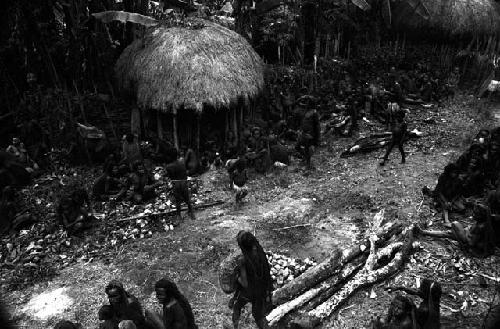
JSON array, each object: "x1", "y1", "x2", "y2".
[{"x1": 165, "y1": 152, "x2": 196, "y2": 222}]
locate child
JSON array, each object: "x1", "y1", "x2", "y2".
[{"x1": 227, "y1": 155, "x2": 248, "y2": 203}]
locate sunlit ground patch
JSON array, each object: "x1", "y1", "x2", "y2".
[{"x1": 23, "y1": 287, "x2": 73, "y2": 320}]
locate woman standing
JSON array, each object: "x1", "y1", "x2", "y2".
[{"x1": 231, "y1": 230, "x2": 273, "y2": 329}]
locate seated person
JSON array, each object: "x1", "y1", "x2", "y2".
[
  {"x1": 6, "y1": 137, "x2": 39, "y2": 173},
  {"x1": 101, "y1": 280, "x2": 148, "y2": 329},
  {"x1": 154, "y1": 278, "x2": 198, "y2": 329},
  {"x1": 431, "y1": 163, "x2": 465, "y2": 225},
  {"x1": 93, "y1": 163, "x2": 123, "y2": 201},
  {"x1": 0, "y1": 186, "x2": 34, "y2": 235},
  {"x1": 116, "y1": 161, "x2": 159, "y2": 204},
  {"x1": 416, "y1": 204, "x2": 498, "y2": 257},
  {"x1": 57, "y1": 187, "x2": 95, "y2": 234}
]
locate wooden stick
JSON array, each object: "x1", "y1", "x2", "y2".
[
  {"x1": 273, "y1": 223, "x2": 313, "y2": 231},
  {"x1": 116, "y1": 200, "x2": 224, "y2": 222}
]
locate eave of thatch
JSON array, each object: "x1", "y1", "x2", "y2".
[
  {"x1": 391, "y1": 0, "x2": 500, "y2": 38},
  {"x1": 114, "y1": 18, "x2": 265, "y2": 113}
]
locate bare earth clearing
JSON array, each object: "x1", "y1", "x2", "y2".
[{"x1": 4, "y1": 95, "x2": 500, "y2": 329}]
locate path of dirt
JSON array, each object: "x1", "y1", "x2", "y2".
[{"x1": 5, "y1": 95, "x2": 500, "y2": 329}]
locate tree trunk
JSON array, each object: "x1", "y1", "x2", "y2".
[
  {"x1": 196, "y1": 113, "x2": 201, "y2": 153},
  {"x1": 157, "y1": 111, "x2": 163, "y2": 140},
  {"x1": 267, "y1": 254, "x2": 366, "y2": 326},
  {"x1": 302, "y1": 1, "x2": 316, "y2": 65},
  {"x1": 232, "y1": 107, "x2": 238, "y2": 145},
  {"x1": 289, "y1": 231, "x2": 415, "y2": 329},
  {"x1": 271, "y1": 224, "x2": 403, "y2": 309}
]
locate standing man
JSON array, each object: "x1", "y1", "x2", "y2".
[
  {"x1": 165, "y1": 150, "x2": 196, "y2": 222},
  {"x1": 380, "y1": 109, "x2": 408, "y2": 166}
]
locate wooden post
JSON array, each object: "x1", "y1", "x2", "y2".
[
  {"x1": 196, "y1": 112, "x2": 201, "y2": 153},
  {"x1": 225, "y1": 110, "x2": 229, "y2": 145},
  {"x1": 232, "y1": 107, "x2": 238, "y2": 145},
  {"x1": 240, "y1": 100, "x2": 244, "y2": 127},
  {"x1": 131, "y1": 106, "x2": 141, "y2": 139},
  {"x1": 156, "y1": 110, "x2": 163, "y2": 140},
  {"x1": 172, "y1": 107, "x2": 179, "y2": 150}
]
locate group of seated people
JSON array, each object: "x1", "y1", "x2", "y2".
[
  {"x1": 419, "y1": 128, "x2": 500, "y2": 257},
  {"x1": 51, "y1": 230, "x2": 272, "y2": 329},
  {"x1": 52, "y1": 278, "x2": 197, "y2": 329}
]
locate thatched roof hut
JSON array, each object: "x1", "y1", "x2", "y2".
[
  {"x1": 114, "y1": 18, "x2": 265, "y2": 113},
  {"x1": 391, "y1": 0, "x2": 500, "y2": 38}
]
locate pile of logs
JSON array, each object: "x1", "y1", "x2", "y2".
[{"x1": 266, "y1": 210, "x2": 417, "y2": 328}]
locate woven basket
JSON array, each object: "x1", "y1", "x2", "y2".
[{"x1": 219, "y1": 252, "x2": 243, "y2": 294}]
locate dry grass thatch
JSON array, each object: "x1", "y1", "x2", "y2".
[
  {"x1": 114, "y1": 18, "x2": 265, "y2": 112},
  {"x1": 392, "y1": 0, "x2": 500, "y2": 37}
]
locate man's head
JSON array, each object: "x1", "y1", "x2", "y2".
[
  {"x1": 105, "y1": 280, "x2": 125, "y2": 306},
  {"x1": 154, "y1": 278, "x2": 180, "y2": 305},
  {"x1": 12, "y1": 138, "x2": 20, "y2": 146}
]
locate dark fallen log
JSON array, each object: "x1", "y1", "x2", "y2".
[{"x1": 117, "y1": 200, "x2": 224, "y2": 222}]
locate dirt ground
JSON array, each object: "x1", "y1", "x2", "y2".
[{"x1": 4, "y1": 94, "x2": 500, "y2": 329}]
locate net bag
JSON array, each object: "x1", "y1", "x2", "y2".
[{"x1": 219, "y1": 252, "x2": 243, "y2": 294}]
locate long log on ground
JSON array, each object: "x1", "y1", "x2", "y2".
[
  {"x1": 266, "y1": 254, "x2": 367, "y2": 326},
  {"x1": 117, "y1": 200, "x2": 224, "y2": 222},
  {"x1": 271, "y1": 223, "x2": 403, "y2": 307},
  {"x1": 289, "y1": 231, "x2": 414, "y2": 329}
]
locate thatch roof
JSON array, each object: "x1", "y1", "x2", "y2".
[
  {"x1": 391, "y1": 0, "x2": 500, "y2": 37},
  {"x1": 114, "y1": 18, "x2": 265, "y2": 112}
]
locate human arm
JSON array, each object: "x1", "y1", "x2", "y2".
[{"x1": 237, "y1": 264, "x2": 248, "y2": 289}]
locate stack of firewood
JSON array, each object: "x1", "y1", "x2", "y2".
[{"x1": 266, "y1": 210, "x2": 418, "y2": 328}]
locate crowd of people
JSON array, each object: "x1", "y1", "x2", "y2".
[
  {"x1": 48, "y1": 230, "x2": 272, "y2": 329},
  {"x1": 420, "y1": 128, "x2": 500, "y2": 257}
]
